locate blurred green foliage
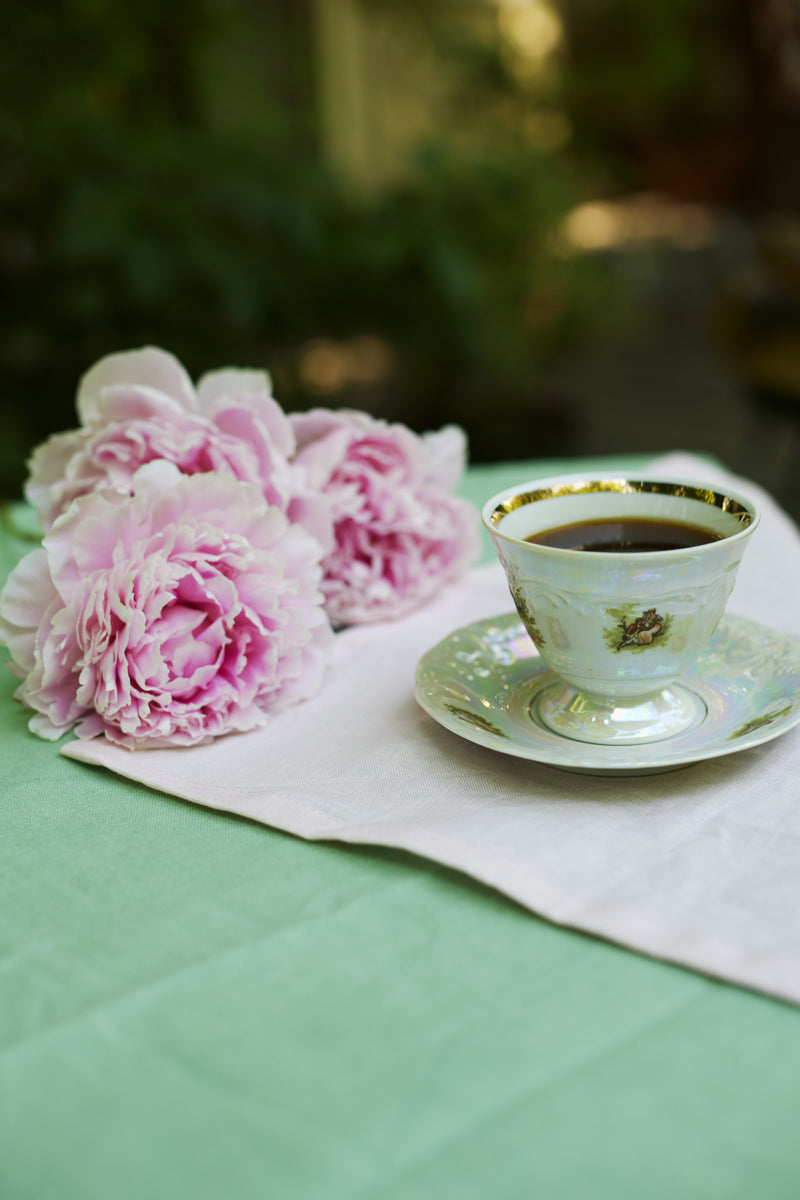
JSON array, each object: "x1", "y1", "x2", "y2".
[
  {"x1": 558, "y1": 0, "x2": 755, "y2": 199},
  {"x1": 1, "y1": 0, "x2": 618, "y2": 496},
  {"x1": 562, "y1": 0, "x2": 750, "y2": 133},
  {"x1": 3, "y1": 0, "x2": 754, "y2": 498}
]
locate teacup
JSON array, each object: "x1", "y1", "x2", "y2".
[{"x1": 482, "y1": 473, "x2": 759, "y2": 744}]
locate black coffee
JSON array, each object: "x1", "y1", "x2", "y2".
[{"x1": 524, "y1": 517, "x2": 722, "y2": 553}]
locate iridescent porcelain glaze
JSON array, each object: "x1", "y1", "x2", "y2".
[
  {"x1": 414, "y1": 613, "x2": 800, "y2": 775},
  {"x1": 481, "y1": 475, "x2": 760, "y2": 745}
]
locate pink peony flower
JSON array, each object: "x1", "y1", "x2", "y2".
[
  {"x1": 290, "y1": 409, "x2": 479, "y2": 625},
  {"x1": 25, "y1": 346, "x2": 332, "y2": 552},
  {"x1": 0, "y1": 463, "x2": 332, "y2": 748}
]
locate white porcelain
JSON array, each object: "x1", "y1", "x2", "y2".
[
  {"x1": 482, "y1": 473, "x2": 759, "y2": 744},
  {"x1": 414, "y1": 612, "x2": 800, "y2": 776}
]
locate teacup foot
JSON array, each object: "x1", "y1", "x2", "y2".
[{"x1": 534, "y1": 680, "x2": 707, "y2": 745}]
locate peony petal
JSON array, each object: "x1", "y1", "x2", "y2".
[
  {"x1": 0, "y1": 548, "x2": 55, "y2": 633},
  {"x1": 87, "y1": 384, "x2": 190, "y2": 424},
  {"x1": 290, "y1": 423, "x2": 354, "y2": 491},
  {"x1": 210, "y1": 397, "x2": 295, "y2": 468},
  {"x1": 76, "y1": 347, "x2": 198, "y2": 423},
  {"x1": 196, "y1": 367, "x2": 274, "y2": 411},
  {"x1": 24, "y1": 431, "x2": 90, "y2": 525},
  {"x1": 422, "y1": 425, "x2": 468, "y2": 491},
  {"x1": 285, "y1": 492, "x2": 335, "y2": 557},
  {"x1": 44, "y1": 493, "x2": 142, "y2": 595}
]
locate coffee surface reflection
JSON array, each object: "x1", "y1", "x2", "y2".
[{"x1": 524, "y1": 517, "x2": 721, "y2": 553}]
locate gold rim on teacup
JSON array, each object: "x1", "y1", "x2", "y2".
[{"x1": 486, "y1": 477, "x2": 755, "y2": 546}]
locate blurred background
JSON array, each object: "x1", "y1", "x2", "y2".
[{"x1": 3, "y1": 0, "x2": 800, "y2": 516}]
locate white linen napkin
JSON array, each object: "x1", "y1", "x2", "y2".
[{"x1": 63, "y1": 453, "x2": 800, "y2": 1005}]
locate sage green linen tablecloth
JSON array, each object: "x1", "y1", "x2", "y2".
[{"x1": 3, "y1": 454, "x2": 800, "y2": 1200}]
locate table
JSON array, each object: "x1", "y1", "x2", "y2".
[{"x1": 3, "y1": 456, "x2": 799, "y2": 1200}]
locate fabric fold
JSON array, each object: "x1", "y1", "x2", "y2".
[{"x1": 62, "y1": 453, "x2": 800, "y2": 1005}]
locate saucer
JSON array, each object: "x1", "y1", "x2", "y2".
[{"x1": 414, "y1": 612, "x2": 800, "y2": 775}]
